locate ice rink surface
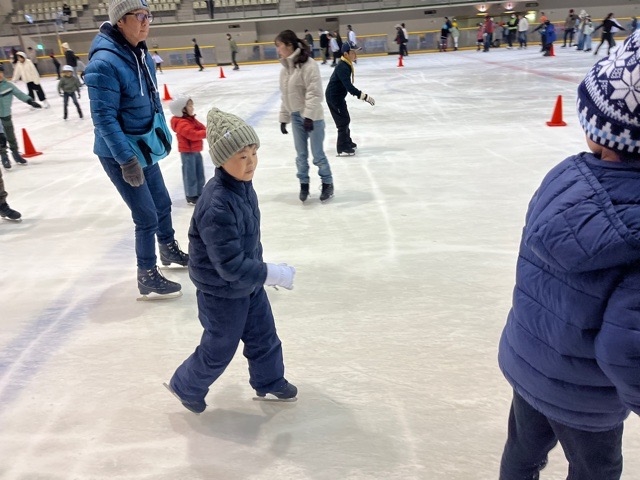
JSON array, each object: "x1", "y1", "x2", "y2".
[{"x1": 1, "y1": 45, "x2": 639, "y2": 479}]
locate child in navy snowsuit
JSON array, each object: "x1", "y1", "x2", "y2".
[
  {"x1": 498, "y1": 32, "x2": 640, "y2": 479},
  {"x1": 166, "y1": 108, "x2": 297, "y2": 414}
]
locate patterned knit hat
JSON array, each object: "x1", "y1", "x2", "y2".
[
  {"x1": 206, "y1": 108, "x2": 260, "y2": 167},
  {"x1": 109, "y1": 0, "x2": 149, "y2": 24},
  {"x1": 577, "y1": 31, "x2": 640, "y2": 157}
]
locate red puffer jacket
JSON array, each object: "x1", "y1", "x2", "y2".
[{"x1": 170, "y1": 115, "x2": 206, "y2": 153}]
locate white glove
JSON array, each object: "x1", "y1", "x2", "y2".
[
  {"x1": 265, "y1": 263, "x2": 296, "y2": 290},
  {"x1": 359, "y1": 92, "x2": 375, "y2": 106}
]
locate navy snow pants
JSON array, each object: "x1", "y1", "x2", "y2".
[{"x1": 170, "y1": 287, "x2": 285, "y2": 403}]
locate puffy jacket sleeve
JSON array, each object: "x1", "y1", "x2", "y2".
[
  {"x1": 595, "y1": 269, "x2": 640, "y2": 416},
  {"x1": 10, "y1": 82, "x2": 32, "y2": 103},
  {"x1": 301, "y1": 61, "x2": 323, "y2": 121},
  {"x1": 278, "y1": 67, "x2": 291, "y2": 124},
  {"x1": 172, "y1": 117, "x2": 206, "y2": 142},
  {"x1": 86, "y1": 56, "x2": 135, "y2": 165},
  {"x1": 199, "y1": 199, "x2": 267, "y2": 288},
  {"x1": 11, "y1": 63, "x2": 23, "y2": 83}
]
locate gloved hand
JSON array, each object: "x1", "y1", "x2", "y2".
[
  {"x1": 27, "y1": 99, "x2": 42, "y2": 108},
  {"x1": 265, "y1": 263, "x2": 296, "y2": 290},
  {"x1": 280, "y1": 123, "x2": 288, "y2": 135},
  {"x1": 303, "y1": 117, "x2": 314, "y2": 132},
  {"x1": 359, "y1": 92, "x2": 375, "y2": 106},
  {"x1": 121, "y1": 157, "x2": 145, "y2": 187},
  {"x1": 59, "y1": 92, "x2": 64, "y2": 97},
  {"x1": 77, "y1": 91, "x2": 81, "y2": 99}
]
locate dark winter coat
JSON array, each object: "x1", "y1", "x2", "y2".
[
  {"x1": 64, "y1": 49, "x2": 77, "y2": 67},
  {"x1": 85, "y1": 22, "x2": 163, "y2": 164},
  {"x1": 188, "y1": 167, "x2": 268, "y2": 298},
  {"x1": 193, "y1": 42, "x2": 202, "y2": 58},
  {"x1": 499, "y1": 152, "x2": 640, "y2": 432},
  {"x1": 325, "y1": 58, "x2": 361, "y2": 106},
  {"x1": 594, "y1": 18, "x2": 625, "y2": 34}
]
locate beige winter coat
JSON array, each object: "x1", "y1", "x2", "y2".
[
  {"x1": 279, "y1": 48, "x2": 324, "y2": 123},
  {"x1": 12, "y1": 59, "x2": 41, "y2": 85}
]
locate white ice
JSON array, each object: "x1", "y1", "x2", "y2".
[{"x1": 1, "y1": 48, "x2": 639, "y2": 479}]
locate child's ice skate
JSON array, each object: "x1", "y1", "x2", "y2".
[
  {"x1": 163, "y1": 381, "x2": 206, "y2": 414},
  {"x1": 253, "y1": 379, "x2": 298, "y2": 402},
  {"x1": 159, "y1": 240, "x2": 189, "y2": 267},
  {"x1": 137, "y1": 266, "x2": 182, "y2": 301}
]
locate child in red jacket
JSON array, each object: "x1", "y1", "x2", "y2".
[{"x1": 169, "y1": 96, "x2": 207, "y2": 205}]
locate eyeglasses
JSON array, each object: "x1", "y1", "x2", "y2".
[{"x1": 124, "y1": 12, "x2": 153, "y2": 23}]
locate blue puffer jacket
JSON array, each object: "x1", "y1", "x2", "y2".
[
  {"x1": 499, "y1": 152, "x2": 640, "y2": 432},
  {"x1": 189, "y1": 167, "x2": 268, "y2": 298},
  {"x1": 85, "y1": 22, "x2": 162, "y2": 164}
]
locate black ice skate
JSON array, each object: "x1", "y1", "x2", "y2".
[
  {"x1": 1, "y1": 153, "x2": 11, "y2": 169},
  {"x1": 159, "y1": 240, "x2": 189, "y2": 267},
  {"x1": 137, "y1": 266, "x2": 182, "y2": 300},
  {"x1": 254, "y1": 379, "x2": 298, "y2": 402},
  {"x1": 299, "y1": 183, "x2": 309, "y2": 202},
  {"x1": 11, "y1": 150, "x2": 27, "y2": 165},
  {"x1": 163, "y1": 380, "x2": 206, "y2": 414},
  {"x1": 337, "y1": 147, "x2": 355, "y2": 157},
  {"x1": 320, "y1": 183, "x2": 334, "y2": 203},
  {"x1": 0, "y1": 203, "x2": 22, "y2": 221}
]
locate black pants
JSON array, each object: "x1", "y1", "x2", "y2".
[
  {"x1": 595, "y1": 33, "x2": 616, "y2": 54},
  {"x1": 326, "y1": 97, "x2": 352, "y2": 153},
  {"x1": 500, "y1": 390, "x2": 624, "y2": 480},
  {"x1": 27, "y1": 82, "x2": 46, "y2": 102},
  {"x1": 563, "y1": 28, "x2": 575, "y2": 46},
  {"x1": 63, "y1": 92, "x2": 82, "y2": 119},
  {"x1": 0, "y1": 116, "x2": 19, "y2": 153},
  {"x1": 195, "y1": 56, "x2": 204, "y2": 70}
]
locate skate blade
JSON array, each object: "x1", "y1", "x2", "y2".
[
  {"x1": 136, "y1": 291, "x2": 183, "y2": 301},
  {"x1": 252, "y1": 394, "x2": 298, "y2": 403},
  {"x1": 163, "y1": 382, "x2": 202, "y2": 415},
  {"x1": 1, "y1": 217, "x2": 23, "y2": 222},
  {"x1": 336, "y1": 153, "x2": 356, "y2": 157}
]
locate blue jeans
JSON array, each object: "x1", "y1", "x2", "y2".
[
  {"x1": 98, "y1": 156, "x2": 175, "y2": 270},
  {"x1": 500, "y1": 390, "x2": 624, "y2": 480},
  {"x1": 180, "y1": 152, "x2": 205, "y2": 198},
  {"x1": 291, "y1": 112, "x2": 333, "y2": 184},
  {"x1": 518, "y1": 31, "x2": 527, "y2": 47},
  {"x1": 170, "y1": 287, "x2": 285, "y2": 402}
]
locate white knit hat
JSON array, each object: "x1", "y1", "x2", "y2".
[
  {"x1": 109, "y1": 0, "x2": 149, "y2": 24},
  {"x1": 169, "y1": 95, "x2": 190, "y2": 117},
  {"x1": 206, "y1": 108, "x2": 260, "y2": 167}
]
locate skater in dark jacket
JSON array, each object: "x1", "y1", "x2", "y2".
[
  {"x1": 165, "y1": 107, "x2": 298, "y2": 414},
  {"x1": 324, "y1": 43, "x2": 375, "y2": 155},
  {"x1": 594, "y1": 13, "x2": 625, "y2": 55},
  {"x1": 498, "y1": 32, "x2": 640, "y2": 480}
]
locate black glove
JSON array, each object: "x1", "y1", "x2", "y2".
[
  {"x1": 280, "y1": 123, "x2": 288, "y2": 134},
  {"x1": 121, "y1": 157, "x2": 145, "y2": 187},
  {"x1": 27, "y1": 99, "x2": 42, "y2": 108},
  {"x1": 303, "y1": 118, "x2": 314, "y2": 132}
]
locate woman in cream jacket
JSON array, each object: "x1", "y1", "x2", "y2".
[{"x1": 12, "y1": 51, "x2": 48, "y2": 108}]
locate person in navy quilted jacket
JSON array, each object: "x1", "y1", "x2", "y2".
[
  {"x1": 498, "y1": 32, "x2": 640, "y2": 480},
  {"x1": 165, "y1": 108, "x2": 298, "y2": 414}
]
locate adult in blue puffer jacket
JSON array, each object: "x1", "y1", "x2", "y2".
[
  {"x1": 85, "y1": 0, "x2": 188, "y2": 298},
  {"x1": 498, "y1": 33, "x2": 640, "y2": 480}
]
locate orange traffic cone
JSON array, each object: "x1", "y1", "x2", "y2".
[
  {"x1": 21, "y1": 128, "x2": 42, "y2": 157},
  {"x1": 163, "y1": 85, "x2": 173, "y2": 101},
  {"x1": 219, "y1": 67, "x2": 226, "y2": 79},
  {"x1": 549, "y1": 44, "x2": 555, "y2": 57},
  {"x1": 546, "y1": 95, "x2": 567, "y2": 127},
  {"x1": 397, "y1": 55, "x2": 404, "y2": 67}
]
